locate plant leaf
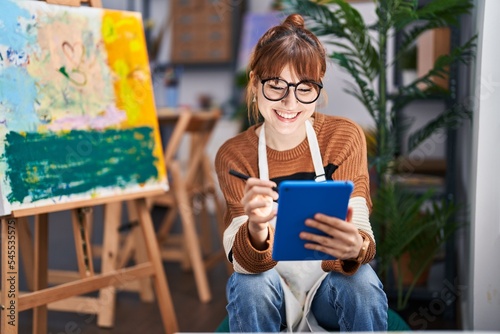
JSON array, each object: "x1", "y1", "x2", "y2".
[
  {"x1": 416, "y1": 0, "x2": 474, "y2": 27},
  {"x1": 407, "y1": 102, "x2": 472, "y2": 153},
  {"x1": 284, "y1": 0, "x2": 380, "y2": 81},
  {"x1": 392, "y1": 35, "x2": 477, "y2": 112},
  {"x1": 332, "y1": 52, "x2": 379, "y2": 117}
]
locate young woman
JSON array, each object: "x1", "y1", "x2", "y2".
[{"x1": 215, "y1": 13, "x2": 388, "y2": 332}]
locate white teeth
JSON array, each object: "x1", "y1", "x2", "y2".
[{"x1": 275, "y1": 110, "x2": 298, "y2": 119}]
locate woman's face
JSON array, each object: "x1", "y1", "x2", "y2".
[{"x1": 252, "y1": 65, "x2": 318, "y2": 138}]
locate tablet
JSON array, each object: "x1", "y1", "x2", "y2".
[{"x1": 272, "y1": 180, "x2": 354, "y2": 261}]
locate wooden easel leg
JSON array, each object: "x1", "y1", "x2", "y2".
[
  {"x1": 1, "y1": 218, "x2": 19, "y2": 334},
  {"x1": 126, "y1": 201, "x2": 154, "y2": 302},
  {"x1": 96, "y1": 202, "x2": 121, "y2": 328},
  {"x1": 71, "y1": 208, "x2": 95, "y2": 278},
  {"x1": 116, "y1": 229, "x2": 135, "y2": 269},
  {"x1": 135, "y1": 198, "x2": 179, "y2": 334},
  {"x1": 33, "y1": 214, "x2": 49, "y2": 334},
  {"x1": 17, "y1": 218, "x2": 34, "y2": 292}
]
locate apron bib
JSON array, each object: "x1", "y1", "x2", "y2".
[{"x1": 258, "y1": 120, "x2": 327, "y2": 304}]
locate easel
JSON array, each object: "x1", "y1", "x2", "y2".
[
  {"x1": 150, "y1": 108, "x2": 229, "y2": 302},
  {"x1": 0, "y1": 1, "x2": 178, "y2": 333}
]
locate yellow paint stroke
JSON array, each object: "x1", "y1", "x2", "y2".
[
  {"x1": 102, "y1": 11, "x2": 165, "y2": 180},
  {"x1": 102, "y1": 12, "x2": 155, "y2": 126},
  {"x1": 25, "y1": 166, "x2": 40, "y2": 184}
]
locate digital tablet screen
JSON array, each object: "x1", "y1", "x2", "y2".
[{"x1": 272, "y1": 180, "x2": 354, "y2": 261}]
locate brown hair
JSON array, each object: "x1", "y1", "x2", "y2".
[{"x1": 246, "y1": 14, "x2": 327, "y2": 123}]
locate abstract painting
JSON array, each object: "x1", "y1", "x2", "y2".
[{"x1": 0, "y1": 0, "x2": 167, "y2": 216}]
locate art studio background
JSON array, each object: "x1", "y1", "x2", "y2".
[{"x1": 1, "y1": 0, "x2": 498, "y2": 332}]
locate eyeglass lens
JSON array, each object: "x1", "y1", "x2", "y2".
[{"x1": 262, "y1": 79, "x2": 321, "y2": 103}]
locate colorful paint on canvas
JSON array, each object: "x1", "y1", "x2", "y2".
[{"x1": 0, "y1": 0, "x2": 166, "y2": 215}]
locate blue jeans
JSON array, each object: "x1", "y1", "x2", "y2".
[{"x1": 226, "y1": 264, "x2": 388, "y2": 332}]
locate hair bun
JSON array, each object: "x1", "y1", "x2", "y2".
[{"x1": 283, "y1": 14, "x2": 305, "y2": 29}]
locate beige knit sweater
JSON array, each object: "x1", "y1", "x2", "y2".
[{"x1": 215, "y1": 112, "x2": 376, "y2": 275}]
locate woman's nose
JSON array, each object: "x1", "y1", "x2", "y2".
[{"x1": 281, "y1": 88, "x2": 299, "y2": 108}]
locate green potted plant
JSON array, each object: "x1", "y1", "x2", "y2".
[
  {"x1": 283, "y1": 0, "x2": 475, "y2": 311},
  {"x1": 371, "y1": 182, "x2": 463, "y2": 310}
]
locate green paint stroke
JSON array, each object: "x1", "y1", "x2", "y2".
[
  {"x1": 58, "y1": 66, "x2": 70, "y2": 79},
  {"x1": 4, "y1": 127, "x2": 159, "y2": 204}
]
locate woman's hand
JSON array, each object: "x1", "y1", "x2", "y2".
[
  {"x1": 240, "y1": 177, "x2": 278, "y2": 250},
  {"x1": 299, "y1": 207, "x2": 363, "y2": 260}
]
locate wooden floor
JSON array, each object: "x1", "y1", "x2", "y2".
[{"x1": 15, "y1": 205, "x2": 230, "y2": 334}]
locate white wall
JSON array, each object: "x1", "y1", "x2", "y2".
[{"x1": 468, "y1": 0, "x2": 500, "y2": 329}]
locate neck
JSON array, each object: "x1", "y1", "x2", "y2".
[{"x1": 263, "y1": 123, "x2": 307, "y2": 151}]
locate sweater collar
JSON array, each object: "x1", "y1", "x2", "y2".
[{"x1": 258, "y1": 115, "x2": 326, "y2": 182}]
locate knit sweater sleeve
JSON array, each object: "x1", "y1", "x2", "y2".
[
  {"x1": 327, "y1": 118, "x2": 372, "y2": 211},
  {"x1": 214, "y1": 129, "x2": 277, "y2": 273},
  {"x1": 317, "y1": 116, "x2": 376, "y2": 275}
]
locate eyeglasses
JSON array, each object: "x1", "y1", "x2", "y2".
[{"x1": 260, "y1": 78, "x2": 323, "y2": 104}]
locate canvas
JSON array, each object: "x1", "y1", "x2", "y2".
[{"x1": 0, "y1": 0, "x2": 167, "y2": 216}]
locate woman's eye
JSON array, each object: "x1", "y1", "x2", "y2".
[{"x1": 270, "y1": 85, "x2": 285, "y2": 91}]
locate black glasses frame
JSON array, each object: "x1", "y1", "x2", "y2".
[{"x1": 260, "y1": 78, "x2": 323, "y2": 104}]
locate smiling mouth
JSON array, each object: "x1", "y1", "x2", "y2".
[{"x1": 275, "y1": 109, "x2": 300, "y2": 120}]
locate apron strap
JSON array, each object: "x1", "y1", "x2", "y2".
[
  {"x1": 305, "y1": 120, "x2": 326, "y2": 182},
  {"x1": 259, "y1": 120, "x2": 325, "y2": 182},
  {"x1": 258, "y1": 123, "x2": 269, "y2": 181}
]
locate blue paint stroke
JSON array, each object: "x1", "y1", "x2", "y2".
[
  {"x1": 0, "y1": 1, "x2": 39, "y2": 130},
  {"x1": 0, "y1": 0, "x2": 34, "y2": 51},
  {"x1": 6, "y1": 48, "x2": 28, "y2": 66},
  {"x1": 0, "y1": 66, "x2": 39, "y2": 131}
]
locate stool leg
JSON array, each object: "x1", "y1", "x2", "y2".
[{"x1": 171, "y1": 161, "x2": 212, "y2": 303}]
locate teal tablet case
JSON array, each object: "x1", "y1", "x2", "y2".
[{"x1": 272, "y1": 180, "x2": 354, "y2": 261}]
